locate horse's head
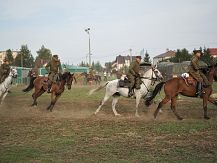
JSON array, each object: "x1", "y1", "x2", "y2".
[
  {"x1": 62, "y1": 72, "x2": 74, "y2": 90},
  {"x1": 150, "y1": 65, "x2": 163, "y2": 82},
  {"x1": 10, "y1": 68, "x2": 18, "y2": 78}
]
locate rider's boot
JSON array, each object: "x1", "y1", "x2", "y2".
[{"x1": 196, "y1": 82, "x2": 205, "y2": 97}]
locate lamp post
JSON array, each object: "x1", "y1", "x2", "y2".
[
  {"x1": 129, "y1": 48, "x2": 132, "y2": 63},
  {"x1": 85, "y1": 28, "x2": 91, "y2": 67}
]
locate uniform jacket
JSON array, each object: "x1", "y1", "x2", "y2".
[
  {"x1": 127, "y1": 61, "x2": 140, "y2": 77},
  {"x1": 45, "y1": 59, "x2": 62, "y2": 74}
]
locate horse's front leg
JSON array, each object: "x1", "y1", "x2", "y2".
[
  {"x1": 203, "y1": 96, "x2": 210, "y2": 120},
  {"x1": 0, "y1": 91, "x2": 8, "y2": 105},
  {"x1": 47, "y1": 92, "x2": 61, "y2": 112}
]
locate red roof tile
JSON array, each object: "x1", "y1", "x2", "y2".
[{"x1": 208, "y1": 48, "x2": 217, "y2": 56}]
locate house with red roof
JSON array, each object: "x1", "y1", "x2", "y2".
[{"x1": 208, "y1": 48, "x2": 217, "y2": 58}]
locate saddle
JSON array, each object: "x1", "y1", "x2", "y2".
[
  {"x1": 181, "y1": 73, "x2": 197, "y2": 86},
  {"x1": 118, "y1": 77, "x2": 131, "y2": 88},
  {"x1": 118, "y1": 76, "x2": 142, "y2": 88}
]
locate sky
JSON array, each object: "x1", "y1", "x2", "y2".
[{"x1": 1, "y1": 0, "x2": 217, "y2": 65}]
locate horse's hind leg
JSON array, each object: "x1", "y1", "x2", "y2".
[
  {"x1": 94, "y1": 94, "x2": 110, "y2": 115},
  {"x1": 203, "y1": 96, "x2": 210, "y2": 120},
  {"x1": 112, "y1": 96, "x2": 120, "y2": 116},
  {"x1": 171, "y1": 96, "x2": 183, "y2": 120},
  {"x1": 154, "y1": 96, "x2": 170, "y2": 119}
]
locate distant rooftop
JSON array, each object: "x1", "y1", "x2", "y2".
[
  {"x1": 208, "y1": 48, "x2": 217, "y2": 56},
  {"x1": 153, "y1": 50, "x2": 176, "y2": 59}
]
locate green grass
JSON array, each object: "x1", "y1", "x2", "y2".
[{"x1": 0, "y1": 84, "x2": 217, "y2": 162}]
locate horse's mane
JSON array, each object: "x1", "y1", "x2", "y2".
[{"x1": 61, "y1": 72, "x2": 70, "y2": 80}]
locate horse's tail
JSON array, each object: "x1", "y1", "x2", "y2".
[
  {"x1": 89, "y1": 81, "x2": 109, "y2": 95},
  {"x1": 145, "y1": 81, "x2": 165, "y2": 107},
  {"x1": 22, "y1": 77, "x2": 36, "y2": 92}
]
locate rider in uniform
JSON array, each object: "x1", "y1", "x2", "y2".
[
  {"x1": 89, "y1": 67, "x2": 94, "y2": 78},
  {"x1": 188, "y1": 50, "x2": 210, "y2": 96},
  {"x1": 0, "y1": 57, "x2": 10, "y2": 83},
  {"x1": 127, "y1": 56, "x2": 142, "y2": 97},
  {"x1": 45, "y1": 55, "x2": 62, "y2": 93}
]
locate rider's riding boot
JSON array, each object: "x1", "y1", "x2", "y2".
[
  {"x1": 196, "y1": 82, "x2": 205, "y2": 97},
  {"x1": 47, "y1": 84, "x2": 52, "y2": 93},
  {"x1": 128, "y1": 87, "x2": 134, "y2": 97}
]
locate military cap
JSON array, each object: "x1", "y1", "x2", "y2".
[
  {"x1": 193, "y1": 50, "x2": 203, "y2": 55},
  {"x1": 136, "y1": 55, "x2": 142, "y2": 59}
]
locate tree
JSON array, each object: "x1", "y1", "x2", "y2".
[
  {"x1": 94, "y1": 61, "x2": 103, "y2": 72},
  {"x1": 170, "y1": 48, "x2": 191, "y2": 63},
  {"x1": 105, "y1": 62, "x2": 112, "y2": 72},
  {"x1": 143, "y1": 51, "x2": 151, "y2": 63},
  {"x1": 201, "y1": 47, "x2": 214, "y2": 66},
  {"x1": 14, "y1": 45, "x2": 34, "y2": 68},
  {"x1": 79, "y1": 61, "x2": 86, "y2": 67},
  {"x1": 5, "y1": 49, "x2": 14, "y2": 65},
  {"x1": 35, "y1": 45, "x2": 52, "y2": 68}
]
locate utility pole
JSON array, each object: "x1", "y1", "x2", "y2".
[
  {"x1": 85, "y1": 28, "x2": 91, "y2": 67},
  {"x1": 129, "y1": 48, "x2": 132, "y2": 63}
]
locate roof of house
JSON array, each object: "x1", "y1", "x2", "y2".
[
  {"x1": 153, "y1": 50, "x2": 176, "y2": 59},
  {"x1": 115, "y1": 55, "x2": 136, "y2": 64},
  {"x1": 208, "y1": 48, "x2": 217, "y2": 56}
]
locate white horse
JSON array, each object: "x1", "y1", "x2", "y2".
[
  {"x1": 0, "y1": 68, "x2": 17, "y2": 104},
  {"x1": 89, "y1": 67, "x2": 163, "y2": 117}
]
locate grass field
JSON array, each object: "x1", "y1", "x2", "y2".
[{"x1": 0, "y1": 83, "x2": 217, "y2": 162}]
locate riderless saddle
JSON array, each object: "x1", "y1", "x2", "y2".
[{"x1": 181, "y1": 73, "x2": 197, "y2": 86}]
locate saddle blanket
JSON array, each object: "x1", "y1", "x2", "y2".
[{"x1": 181, "y1": 73, "x2": 196, "y2": 86}]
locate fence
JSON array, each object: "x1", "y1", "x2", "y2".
[{"x1": 12, "y1": 66, "x2": 89, "y2": 85}]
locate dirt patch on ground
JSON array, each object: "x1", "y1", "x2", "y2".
[{"x1": 1, "y1": 86, "x2": 216, "y2": 122}]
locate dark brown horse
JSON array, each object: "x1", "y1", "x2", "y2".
[
  {"x1": 23, "y1": 72, "x2": 74, "y2": 111},
  {"x1": 145, "y1": 66, "x2": 217, "y2": 120},
  {"x1": 80, "y1": 72, "x2": 101, "y2": 85}
]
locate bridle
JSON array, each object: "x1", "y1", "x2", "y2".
[
  {"x1": 139, "y1": 67, "x2": 162, "y2": 94},
  {"x1": 140, "y1": 67, "x2": 160, "y2": 86},
  {"x1": 65, "y1": 73, "x2": 73, "y2": 89}
]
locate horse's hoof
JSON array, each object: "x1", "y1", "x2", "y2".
[
  {"x1": 154, "y1": 112, "x2": 158, "y2": 118},
  {"x1": 177, "y1": 117, "x2": 183, "y2": 121},
  {"x1": 115, "y1": 114, "x2": 121, "y2": 116},
  {"x1": 204, "y1": 116, "x2": 210, "y2": 120},
  {"x1": 91, "y1": 113, "x2": 97, "y2": 117},
  {"x1": 135, "y1": 114, "x2": 140, "y2": 117}
]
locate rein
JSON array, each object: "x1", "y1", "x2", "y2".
[{"x1": 140, "y1": 68, "x2": 158, "y2": 93}]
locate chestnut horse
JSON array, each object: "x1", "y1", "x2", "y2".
[
  {"x1": 145, "y1": 66, "x2": 217, "y2": 120},
  {"x1": 23, "y1": 72, "x2": 74, "y2": 111}
]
